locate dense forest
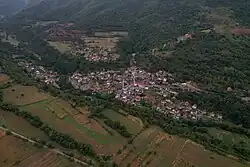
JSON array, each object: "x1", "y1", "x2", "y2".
[{"x1": 13, "y1": 0, "x2": 250, "y2": 51}]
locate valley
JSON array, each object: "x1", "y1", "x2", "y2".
[{"x1": 0, "y1": 0, "x2": 250, "y2": 166}]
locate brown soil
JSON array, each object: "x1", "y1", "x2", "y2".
[
  {"x1": 0, "y1": 129, "x2": 5, "y2": 138},
  {"x1": 0, "y1": 74, "x2": 9, "y2": 84},
  {"x1": 85, "y1": 119, "x2": 109, "y2": 135},
  {"x1": 73, "y1": 113, "x2": 90, "y2": 124}
]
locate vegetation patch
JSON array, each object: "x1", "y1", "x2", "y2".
[
  {"x1": 102, "y1": 109, "x2": 143, "y2": 134},
  {"x1": 179, "y1": 142, "x2": 247, "y2": 167},
  {"x1": 48, "y1": 41, "x2": 72, "y2": 54},
  {"x1": 0, "y1": 110, "x2": 49, "y2": 141},
  {"x1": 0, "y1": 32, "x2": 19, "y2": 46}
]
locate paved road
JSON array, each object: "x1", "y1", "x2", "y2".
[{"x1": 0, "y1": 126, "x2": 90, "y2": 166}]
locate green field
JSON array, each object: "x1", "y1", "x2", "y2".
[
  {"x1": 209, "y1": 128, "x2": 250, "y2": 150},
  {"x1": 20, "y1": 100, "x2": 125, "y2": 154},
  {"x1": 3, "y1": 85, "x2": 52, "y2": 105},
  {"x1": 102, "y1": 109, "x2": 143, "y2": 135},
  {"x1": 48, "y1": 41, "x2": 72, "y2": 53},
  {"x1": 0, "y1": 109, "x2": 49, "y2": 141}
]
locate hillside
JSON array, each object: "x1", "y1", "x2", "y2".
[
  {"x1": 0, "y1": 0, "x2": 250, "y2": 166},
  {"x1": 0, "y1": 0, "x2": 26, "y2": 16},
  {"x1": 15, "y1": 0, "x2": 250, "y2": 50}
]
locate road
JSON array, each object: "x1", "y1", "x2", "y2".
[{"x1": 0, "y1": 126, "x2": 90, "y2": 166}]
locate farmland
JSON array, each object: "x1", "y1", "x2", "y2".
[
  {"x1": 84, "y1": 36, "x2": 120, "y2": 50},
  {"x1": 1, "y1": 81, "x2": 249, "y2": 166},
  {"x1": 3, "y1": 84, "x2": 53, "y2": 105},
  {"x1": 114, "y1": 127, "x2": 249, "y2": 167},
  {"x1": 0, "y1": 135, "x2": 82, "y2": 167},
  {"x1": 2, "y1": 84, "x2": 125, "y2": 154},
  {"x1": 0, "y1": 109, "x2": 49, "y2": 141},
  {"x1": 21, "y1": 102, "x2": 125, "y2": 154},
  {"x1": 102, "y1": 109, "x2": 144, "y2": 135}
]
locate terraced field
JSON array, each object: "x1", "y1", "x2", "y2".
[
  {"x1": 2, "y1": 84, "x2": 125, "y2": 155},
  {"x1": 114, "y1": 127, "x2": 249, "y2": 167},
  {"x1": 1, "y1": 82, "x2": 249, "y2": 166}
]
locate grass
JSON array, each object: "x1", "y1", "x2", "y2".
[
  {"x1": 48, "y1": 41, "x2": 72, "y2": 53},
  {"x1": 0, "y1": 109, "x2": 49, "y2": 141},
  {"x1": 178, "y1": 142, "x2": 248, "y2": 167},
  {"x1": 63, "y1": 115, "x2": 118, "y2": 144},
  {"x1": 102, "y1": 109, "x2": 143, "y2": 135},
  {"x1": 3, "y1": 85, "x2": 52, "y2": 105},
  {"x1": 208, "y1": 128, "x2": 250, "y2": 150},
  {"x1": 20, "y1": 100, "x2": 125, "y2": 152}
]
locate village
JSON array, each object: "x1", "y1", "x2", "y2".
[
  {"x1": 44, "y1": 22, "x2": 126, "y2": 62},
  {"x1": 6, "y1": 24, "x2": 222, "y2": 122},
  {"x1": 16, "y1": 57, "x2": 222, "y2": 122}
]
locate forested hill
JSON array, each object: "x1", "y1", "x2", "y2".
[
  {"x1": 0, "y1": 0, "x2": 27, "y2": 16},
  {"x1": 14, "y1": 0, "x2": 250, "y2": 51}
]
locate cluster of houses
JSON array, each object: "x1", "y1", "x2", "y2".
[
  {"x1": 17, "y1": 61, "x2": 60, "y2": 88},
  {"x1": 43, "y1": 23, "x2": 121, "y2": 62},
  {"x1": 69, "y1": 66, "x2": 222, "y2": 121},
  {"x1": 81, "y1": 46, "x2": 119, "y2": 62}
]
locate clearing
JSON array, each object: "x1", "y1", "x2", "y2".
[
  {"x1": 84, "y1": 36, "x2": 120, "y2": 50},
  {"x1": 0, "y1": 32, "x2": 19, "y2": 46},
  {"x1": 48, "y1": 41, "x2": 72, "y2": 53},
  {"x1": 0, "y1": 73, "x2": 9, "y2": 85}
]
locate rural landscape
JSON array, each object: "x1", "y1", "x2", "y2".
[
  {"x1": 0, "y1": 0, "x2": 250, "y2": 167},
  {"x1": 0, "y1": 73, "x2": 248, "y2": 167}
]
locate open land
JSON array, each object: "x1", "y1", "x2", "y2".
[
  {"x1": 102, "y1": 109, "x2": 144, "y2": 135},
  {"x1": 48, "y1": 41, "x2": 72, "y2": 53},
  {"x1": 3, "y1": 84, "x2": 53, "y2": 105},
  {"x1": 0, "y1": 32, "x2": 19, "y2": 46},
  {"x1": 44, "y1": 23, "x2": 124, "y2": 62},
  {"x1": 0, "y1": 135, "x2": 82, "y2": 167},
  {"x1": 0, "y1": 73, "x2": 9, "y2": 85},
  {"x1": 1, "y1": 77, "x2": 249, "y2": 165},
  {"x1": 114, "y1": 127, "x2": 248, "y2": 167},
  {"x1": 7, "y1": 86, "x2": 126, "y2": 154}
]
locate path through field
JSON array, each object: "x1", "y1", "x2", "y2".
[{"x1": 0, "y1": 126, "x2": 90, "y2": 166}]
